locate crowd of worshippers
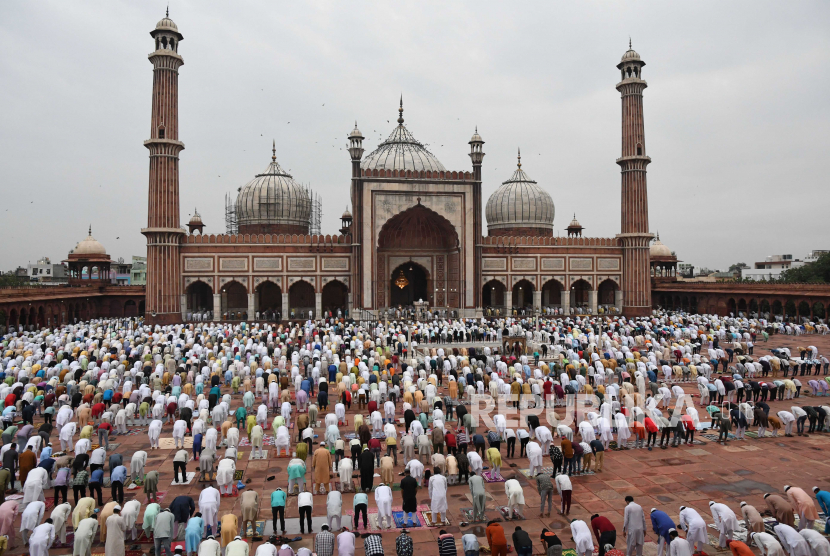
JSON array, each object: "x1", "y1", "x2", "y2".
[{"x1": 0, "y1": 310, "x2": 827, "y2": 556}]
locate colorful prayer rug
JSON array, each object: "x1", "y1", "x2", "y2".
[
  {"x1": 144, "y1": 490, "x2": 167, "y2": 505},
  {"x1": 244, "y1": 520, "x2": 267, "y2": 536},
  {"x1": 233, "y1": 470, "x2": 245, "y2": 481},
  {"x1": 393, "y1": 511, "x2": 422, "y2": 528},
  {"x1": 497, "y1": 505, "x2": 524, "y2": 520},
  {"x1": 483, "y1": 469, "x2": 506, "y2": 482},
  {"x1": 420, "y1": 508, "x2": 450, "y2": 527},
  {"x1": 519, "y1": 467, "x2": 554, "y2": 478}
]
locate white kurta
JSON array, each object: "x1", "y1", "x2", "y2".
[
  {"x1": 28, "y1": 522, "x2": 54, "y2": 556},
  {"x1": 571, "y1": 520, "x2": 595, "y2": 554},
  {"x1": 679, "y1": 507, "x2": 708, "y2": 548},
  {"x1": 526, "y1": 442, "x2": 543, "y2": 467},
  {"x1": 504, "y1": 479, "x2": 525, "y2": 505},
  {"x1": 775, "y1": 524, "x2": 811, "y2": 556},
  {"x1": 374, "y1": 486, "x2": 392, "y2": 517},
  {"x1": 20, "y1": 501, "x2": 45, "y2": 532},
  {"x1": 428, "y1": 474, "x2": 448, "y2": 514},
  {"x1": 22, "y1": 467, "x2": 49, "y2": 507},
  {"x1": 216, "y1": 459, "x2": 236, "y2": 486}
]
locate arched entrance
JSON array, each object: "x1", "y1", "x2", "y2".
[
  {"x1": 512, "y1": 279, "x2": 534, "y2": 313},
  {"x1": 727, "y1": 298, "x2": 736, "y2": 315},
  {"x1": 376, "y1": 203, "x2": 460, "y2": 309},
  {"x1": 187, "y1": 281, "x2": 214, "y2": 314},
  {"x1": 221, "y1": 281, "x2": 248, "y2": 320},
  {"x1": 483, "y1": 279, "x2": 506, "y2": 309},
  {"x1": 597, "y1": 279, "x2": 618, "y2": 311},
  {"x1": 289, "y1": 280, "x2": 315, "y2": 318},
  {"x1": 124, "y1": 300, "x2": 138, "y2": 317},
  {"x1": 322, "y1": 280, "x2": 348, "y2": 316},
  {"x1": 257, "y1": 281, "x2": 282, "y2": 320},
  {"x1": 390, "y1": 263, "x2": 428, "y2": 307},
  {"x1": 570, "y1": 279, "x2": 591, "y2": 310},
  {"x1": 541, "y1": 279, "x2": 563, "y2": 308}
]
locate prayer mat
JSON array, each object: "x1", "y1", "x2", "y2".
[
  {"x1": 520, "y1": 467, "x2": 554, "y2": 478},
  {"x1": 159, "y1": 437, "x2": 194, "y2": 449},
  {"x1": 44, "y1": 498, "x2": 55, "y2": 511},
  {"x1": 344, "y1": 506, "x2": 382, "y2": 532},
  {"x1": 393, "y1": 511, "x2": 422, "y2": 528},
  {"x1": 483, "y1": 469, "x2": 506, "y2": 483},
  {"x1": 234, "y1": 470, "x2": 245, "y2": 481},
  {"x1": 171, "y1": 540, "x2": 185, "y2": 552},
  {"x1": 335, "y1": 480, "x2": 355, "y2": 492},
  {"x1": 221, "y1": 484, "x2": 239, "y2": 497},
  {"x1": 135, "y1": 530, "x2": 155, "y2": 544},
  {"x1": 272, "y1": 449, "x2": 293, "y2": 458},
  {"x1": 199, "y1": 472, "x2": 217, "y2": 482},
  {"x1": 4, "y1": 494, "x2": 22, "y2": 500},
  {"x1": 244, "y1": 520, "x2": 267, "y2": 537},
  {"x1": 248, "y1": 450, "x2": 268, "y2": 460},
  {"x1": 497, "y1": 505, "x2": 524, "y2": 520},
  {"x1": 459, "y1": 507, "x2": 476, "y2": 522},
  {"x1": 420, "y1": 509, "x2": 450, "y2": 527},
  {"x1": 170, "y1": 471, "x2": 196, "y2": 486},
  {"x1": 126, "y1": 551, "x2": 143, "y2": 556},
  {"x1": 55, "y1": 528, "x2": 75, "y2": 548},
  {"x1": 145, "y1": 490, "x2": 167, "y2": 504},
  {"x1": 239, "y1": 434, "x2": 276, "y2": 447},
  {"x1": 794, "y1": 514, "x2": 829, "y2": 536}
]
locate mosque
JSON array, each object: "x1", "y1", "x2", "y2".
[{"x1": 140, "y1": 14, "x2": 671, "y2": 325}]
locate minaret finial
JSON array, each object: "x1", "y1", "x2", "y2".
[
  {"x1": 166, "y1": 4, "x2": 169, "y2": 18},
  {"x1": 629, "y1": 36, "x2": 632, "y2": 49},
  {"x1": 517, "y1": 147, "x2": 521, "y2": 169},
  {"x1": 397, "y1": 95, "x2": 404, "y2": 125},
  {"x1": 272, "y1": 139, "x2": 276, "y2": 162},
  {"x1": 88, "y1": 224, "x2": 92, "y2": 236}
]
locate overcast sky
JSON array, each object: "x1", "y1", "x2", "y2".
[{"x1": 2, "y1": 1, "x2": 828, "y2": 272}]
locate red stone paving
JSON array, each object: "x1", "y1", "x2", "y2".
[{"x1": 8, "y1": 331, "x2": 830, "y2": 555}]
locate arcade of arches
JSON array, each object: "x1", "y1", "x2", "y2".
[
  {"x1": 0, "y1": 288, "x2": 145, "y2": 331},
  {"x1": 481, "y1": 278, "x2": 620, "y2": 315}
]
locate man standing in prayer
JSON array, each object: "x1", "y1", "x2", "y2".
[{"x1": 623, "y1": 496, "x2": 646, "y2": 556}]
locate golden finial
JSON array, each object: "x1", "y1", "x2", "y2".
[
  {"x1": 272, "y1": 140, "x2": 276, "y2": 162},
  {"x1": 517, "y1": 147, "x2": 522, "y2": 169}
]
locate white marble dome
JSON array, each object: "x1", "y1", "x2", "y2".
[
  {"x1": 361, "y1": 101, "x2": 445, "y2": 173},
  {"x1": 73, "y1": 227, "x2": 107, "y2": 255},
  {"x1": 235, "y1": 148, "x2": 311, "y2": 231},
  {"x1": 650, "y1": 235, "x2": 672, "y2": 257},
  {"x1": 486, "y1": 152, "x2": 554, "y2": 234}
]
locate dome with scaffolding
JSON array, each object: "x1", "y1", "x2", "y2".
[{"x1": 229, "y1": 143, "x2": 321, "y2": 235}]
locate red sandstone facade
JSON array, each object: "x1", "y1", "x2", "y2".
[{"x1": 140, "y1": 16, "x2": 658, "y2": 324}]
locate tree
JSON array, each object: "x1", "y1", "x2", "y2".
[
  {"x1": 728, "y1": 262, "x2": 749, "y2": 272},
  {"x1": 780, "y1": 252, "x2": 830, "y2": 283}
]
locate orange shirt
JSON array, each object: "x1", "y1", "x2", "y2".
[
  {"x1": 486, "y1": 523, "x2": 507, "y2": 547},
  {"x1": 729, "y1": 541, "x2": 754, "y2": 556}
]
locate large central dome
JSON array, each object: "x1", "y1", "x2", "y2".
[
  {"x1": 235, "y1": 144, "x2": 311, "y2": 235},
  {"x1": 361, "y1": 99, "x2": 445, "y2": 173},
  {"x1": 486, "y1": 150, "x2": 555, "y2": 237}
]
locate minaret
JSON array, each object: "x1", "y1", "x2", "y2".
[
  {"x1": 616, "y1": 40, "x2": 653, "y2": 317},
  {"x1": 469, "y1": 128, "x2": 485, "y2": 312},
  {"x1": 142, "y1": 11, "x2": 186, "y2": 325},
  {"x1": 348, "y1": 121, "x2": 364, "y2": 311}
]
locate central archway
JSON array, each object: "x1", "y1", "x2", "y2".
[
  {"x1": 390, "y1": 263, "x2": 429, "y2": 307},
  {"x1": 376, "y1": 203, "x2": 460, "y2": 309}
]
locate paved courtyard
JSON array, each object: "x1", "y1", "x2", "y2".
[{"x1": 9, "y1": 331, "x2": 830, "y2": 556}]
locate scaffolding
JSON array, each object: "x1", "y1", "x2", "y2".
[
  {"x1": 307, "y1": 186, "x2": 322, "y2": 235},
  {"x1": 225, "y1": 192, "x2": 238, "y2": 235}
]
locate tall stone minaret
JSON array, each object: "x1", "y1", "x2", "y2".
[
  {"x1": 142, "y1": 11, "x2": 185, "y2": 325},
  {"x1": 616, "y1": 40, "x2": 653, "y2": 317}
]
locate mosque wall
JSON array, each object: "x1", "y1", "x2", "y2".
[{"x1": 178, "y1": 233, "x2": 351, "y2": 319}]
